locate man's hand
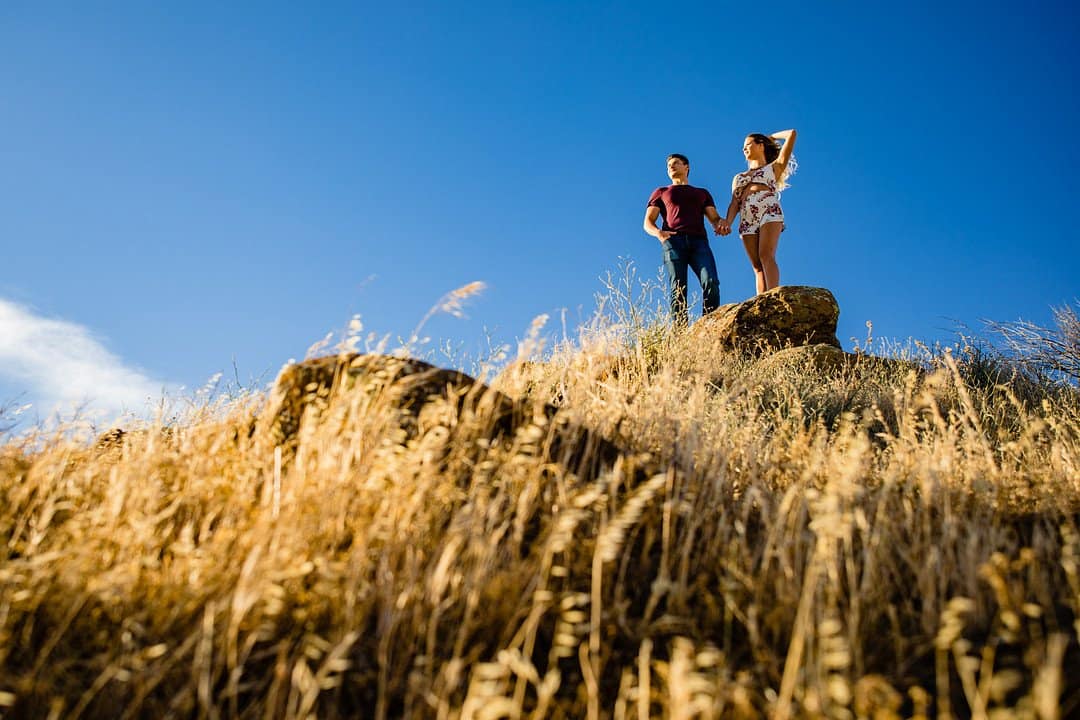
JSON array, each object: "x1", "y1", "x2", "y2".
[
  {"x1": 658, "y1": 230, "x2": 674, "y2": 243},
  {"x1": 714, "y1": 219, "x2": 732, "y2": 236}
]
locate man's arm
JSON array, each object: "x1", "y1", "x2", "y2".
[
  {"x1": 644, "y1": 206, "x2": 673, "y2": 243},
  {"x1": 704, "y1": 206, "x2": 730, "y2": 236}
]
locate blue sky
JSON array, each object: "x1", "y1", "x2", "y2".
[{"x1": 2, "y1": 1, "x2": 1078, "y2": 421}]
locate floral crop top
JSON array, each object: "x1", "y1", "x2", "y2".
[{"x1": 731, "y1": 162, "x2": 780, "y2": 197}]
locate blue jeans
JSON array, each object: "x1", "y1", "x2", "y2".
[{"x1": 662, "y1": 234, "x2": 720, "y2": 325}]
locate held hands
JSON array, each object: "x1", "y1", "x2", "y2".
[
  {"x1": 660, "y1": 223, "x2": 731, "y2": 242},
  {"x1": 713, "y1": 219, "x2": 733, "y2": 236}
]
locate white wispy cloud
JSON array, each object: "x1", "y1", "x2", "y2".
[{"x1": 0, "y1": 298, "x2": 172, "y2": 420}]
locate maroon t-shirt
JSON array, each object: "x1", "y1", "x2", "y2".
[{"x1": 647, "y1": 184, "x2": 716, "y2": 238}]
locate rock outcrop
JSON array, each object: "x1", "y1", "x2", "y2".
[
  {"x1": 748, "y1": 343, "x2": 849, "y2": 376},
  {"x1": 257, "y1": 352, "x2": 654, "y2": 481},
  {"x1": 746, "y1": 343, "x2": 925, "y2": 382},
  {"x1": 691, "y1": 285, "x2": 841, "y2": 354},
  {"x1": 259, "y1": 353, "x2": 500, "y2": 454},
  {"x1": 99, "y1": 287, "x2": 870, "y2": 468}
]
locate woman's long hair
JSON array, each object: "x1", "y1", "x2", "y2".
[{"x1": 749, "y1": 133, "x2": 797, "y2": 190}]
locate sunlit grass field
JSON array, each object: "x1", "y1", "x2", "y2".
[{"x1": 2, "y1": 282, "x2": 1079, "y2": 719}]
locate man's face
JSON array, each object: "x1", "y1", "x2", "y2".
[{"x1": 667, "y1": 157, "x2": 689, "y2": 181}]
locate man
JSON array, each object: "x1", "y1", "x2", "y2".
[{"x1": 643, "y1": 154, "x2": 730, "y2": 325}]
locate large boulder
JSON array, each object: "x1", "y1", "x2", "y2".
[
  {"x1": 749, "y1": 343, "x2": 849, "y2": 376},
  {"x1": 258, "y1": 353, "x2": 509, "y2": 455},
  {"x1": 691, "y1": 286, "x2": 841, "y2": 354},
  {"x1": 745, "y1": 344, "x2": 926, "y2": 388},
  {"x1": 256, "y1": 353, "x2": 654, "y2": 482}
]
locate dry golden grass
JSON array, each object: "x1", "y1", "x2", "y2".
[{"x1": 2, "y1": 284, "x2": 1079, "y2": 719}]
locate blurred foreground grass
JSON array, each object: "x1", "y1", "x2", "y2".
[{"x1": 2, "y1": 285, "x2": 1079, "y2": 719}]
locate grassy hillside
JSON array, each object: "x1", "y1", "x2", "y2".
[{"x1": 2, "y1": 292, "x2": 1079, "y2": 719}]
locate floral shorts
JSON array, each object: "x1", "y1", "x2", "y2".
[{"x1": 739, "y1": 190, "x2": 785, "y2": 235}]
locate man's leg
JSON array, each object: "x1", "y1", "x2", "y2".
[
  {"x1": 688, "y1": 236, "x2": 721, "y2": 315},
  {"x1": 662, "y1": 237, "x2": 689, "y2": 326}
]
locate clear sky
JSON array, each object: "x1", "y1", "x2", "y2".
[{"x1": 2, "y1": 1, "x2": 1078, "y2": 421}]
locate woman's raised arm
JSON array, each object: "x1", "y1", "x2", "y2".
[{"x1": 771, "y1": 129, "x2": 797, "y2": 175}]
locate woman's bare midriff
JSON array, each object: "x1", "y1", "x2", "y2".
[{"x1": 739, "y1": 183, "x2": 773, "y2": 204}]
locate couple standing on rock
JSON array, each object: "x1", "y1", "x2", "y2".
[{"x1": 643, "y1": 130, "x2": 797, "y2": 325}]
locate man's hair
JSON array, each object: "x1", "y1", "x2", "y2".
[{"x1": 667, "y1": 153, "x2": 690, "y2": 166}]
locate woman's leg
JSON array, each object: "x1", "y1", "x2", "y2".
[
  {"x1": 757, "y1": 222, "x2": 782, "y2": 291},
  {"x1": 741, "y1": 234, "x2": 766, "y2": 294}
]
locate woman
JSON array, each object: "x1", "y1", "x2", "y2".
[{"x1": 720, "y1": 130, "x2": 797, "y2": 294}]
